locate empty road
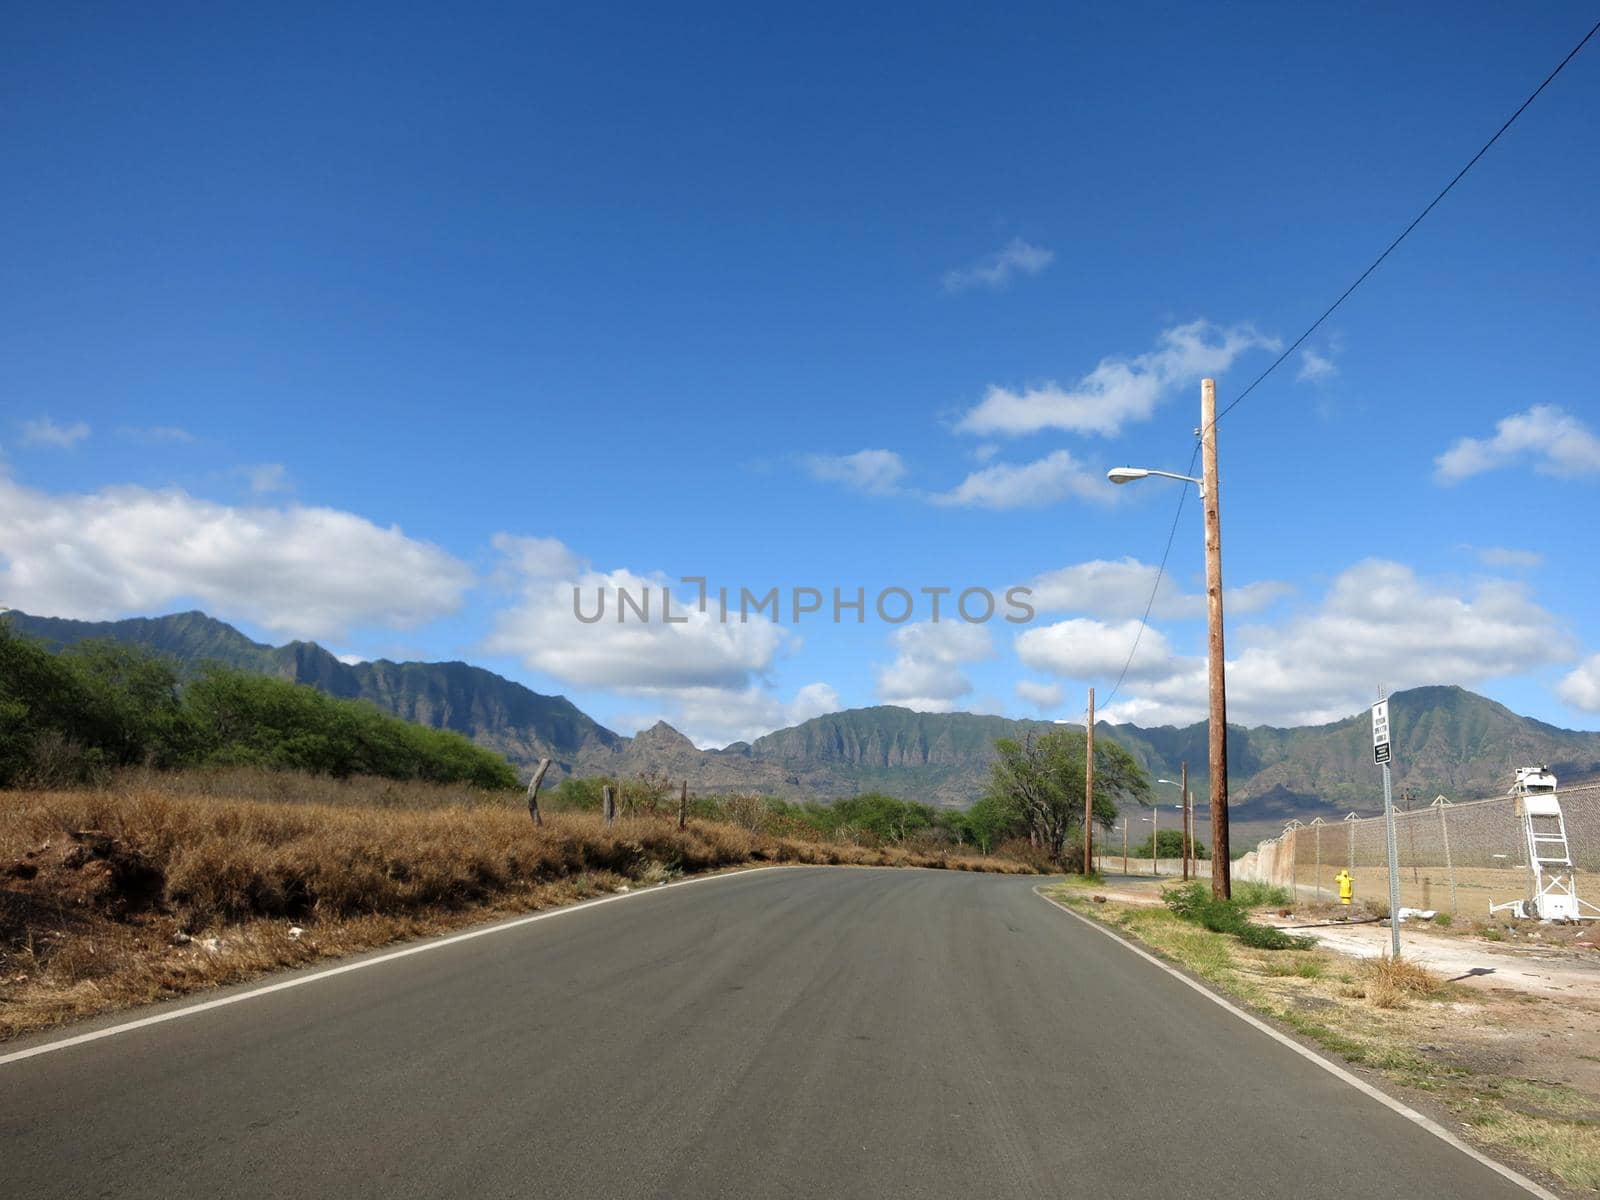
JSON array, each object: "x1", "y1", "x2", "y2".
[{"x1": 0, "y1": 867, "x2": 1540, "y2": 1199}]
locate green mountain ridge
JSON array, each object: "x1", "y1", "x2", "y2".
[
  {"x1": 2, "y1": 609, "x2": 621, "y2": 774},
  {"x1": 7, "y1": 609, "x2": 1598, "y2": 840}
]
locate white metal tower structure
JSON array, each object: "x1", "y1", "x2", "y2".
[{"x1": 1490, "y1": 766, "x2": 1599, "y2": 921}]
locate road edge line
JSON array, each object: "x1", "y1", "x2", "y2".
[
  {"x1": 0, "y1": 864, "x2": 793, "y2": 1068},
  {"x1": 1034, "y1": 886, "x2": 1560, "y2": 1200}
]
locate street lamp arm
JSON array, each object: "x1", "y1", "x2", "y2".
[{"x1": 1107, "y1": 467, "x2": 1205, "y2": 494}]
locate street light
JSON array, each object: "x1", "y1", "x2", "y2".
[
  {"x1": 1151, "y1": 780, "x2": 1190, "y2": 879},
  {"x1": 1106, "y1": 378, "x2": 1233, "y2": 899},
  {"x1": 1159, "y1": 776, "x2": 1196, "y2": 881},
  {"x1": 1108, "y1": 467, "x2": 1204, "y2": 492}
]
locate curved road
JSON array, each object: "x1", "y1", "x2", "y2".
[{"x1": 1, "y1": 867, "x2": 1538, "y2": 1198}]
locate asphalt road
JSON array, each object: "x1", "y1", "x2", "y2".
[{"x1": 0, "y1": 867, "x2": 1539, "y2": 1199}]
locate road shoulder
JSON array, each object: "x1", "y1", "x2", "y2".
[{"x1": 1036, "y1": 881, "x2": 1597, "y2": 1199}]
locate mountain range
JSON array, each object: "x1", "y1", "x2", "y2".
[{"x1": 7, "y1": 608, "x2": 1599, "y2": 843}]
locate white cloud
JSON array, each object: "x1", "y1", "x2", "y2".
[
  {"x1": 1016, "y1": 617, "x2": 1176, "y2": 681},
  {"x1": 1026, "y1": 557, "x2": 1290, "y2": 619},
  {"x1": 486, "y1": 539, "x2": 788, "y2": 692},
  {"x1": 802, "y1": 449, "x2": 907, "y2": 495},
  {"x1": 874, "y1": 620, "x2": 993, "y2": 711},
  {"x1": 657, "y1": 680, "x2": 842, "y2": 748},
  {"x1": 1559, "y1": 656, "x2": 1600, "y2": 713},
  {"x1": 1469, "y1": 545, "x2": 1544, "y2": 569},
  {"x1": 243, "y1": 463, "x2": 291, "y2": 494},
  {"x1": 954, "y1": 320, "x2": 1279, "y2": 438},
  {"x1": 1297, "y1": 348, "x2": 1337, "y2": 382},
  {"x1": 21, "y1": 417, "x2": 90, "y2": 449},
  {"x1": 1082, "y1": 560, "x2": 1573, "y2": 727},
  {"x1": 1016, "y1": 679, "x2": 1064, "y2": 710},
  {"x1": 931, "y1": 449, "x2": 1105, "y2": 510},
  {"x1": 489, "y1": 532, "x2": 583, "y2": 582},
  {"x1": 486, "y1": 539, "x2": 848, "y2": 747},
  {"x1": 1435, "y1": 405, "x2": 1600, "y2": 484},
  {"x1": 942, "y1": 238, "x2": 1054, "y2": 293},
  {"x1": 0, "y1": 473, "x2": 471, "y2": 639}
]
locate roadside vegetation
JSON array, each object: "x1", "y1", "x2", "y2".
[
  {"x1": 975, "y1": 728, "x2": 1151, "y2": 867},
  {"x1": 1047, "y1": 884, "x2": 1600, "y2": 1195},
  {"x1": 0, "y1": 625, "x2": 516, "y2": 789},
  {"x1": 1130, "y1": 828, "x2": 1210, "y2": 859},
  {"x1": 1161, "y1": 880, "x2": 1314, "y2": 949}
]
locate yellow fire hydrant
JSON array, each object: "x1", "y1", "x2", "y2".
[{"x1": 1337, "y1": 869, "x2": 1353, "y2": 906}]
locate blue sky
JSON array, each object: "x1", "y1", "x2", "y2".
[{"x1": 3, "y1": 2, "x2": 1598, "y2": 745}]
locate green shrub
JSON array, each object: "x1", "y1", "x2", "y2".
[
  {"x1": 1235, "y1": 922, "x2": 1316, "y2": 950},
  {"x1": 1232, "y1": 880, "x2": 1292, "y2": 908},
  {"x1": 1161, "y1": 881, "x2": 1314, "y2": 950}
]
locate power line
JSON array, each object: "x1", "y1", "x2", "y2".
[
  {"x1": 1213, "y1": 15, "x2": 1600, "y2": 428},
  {"x1": 1102, "y1": 442, "x2": 1200, "y2": 709},
  {"x1": 1099, "y1": 17, "x2": 1599, "y2": 708}
]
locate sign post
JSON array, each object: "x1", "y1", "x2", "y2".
[{"x1": 1373, "y1": 696, "x2": 1401, "y2": 958}]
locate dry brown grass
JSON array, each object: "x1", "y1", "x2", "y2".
[
  {"x1": 1, "y1": 778, "x2": 1038, "y2": 1040},
  {"x1": 1342, "y1": 954, "x2": 1445, "y2": 1009}
]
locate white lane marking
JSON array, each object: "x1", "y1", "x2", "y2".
[
  {"x1": 0, "y1": 866, "x2": 791, "y2": 1068},
  {"x1": 1034, "y1": 888, "x2": 1559, "y2": 1200}
]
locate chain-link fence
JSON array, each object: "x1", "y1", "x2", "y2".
[{"x1": 1234, "y1": 781, "x2": 1600, "y2": 913}]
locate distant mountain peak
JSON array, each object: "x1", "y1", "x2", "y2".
[{"x1": 633, "y1": 720, "x2": 696, "y2": 752}]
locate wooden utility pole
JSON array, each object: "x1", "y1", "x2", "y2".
[
  {"x1": 526, "y1": 757, "x2": 552, "y2": 828},
  {"x1": 1083, "y1": 687, "x2": 1095, "y2": 875},
  {"x1": 678, "y1": 780, "x2": 689, "y2": 830},
  {"x1": 602, "y1": 784, "x2": 615, "y2": 826},
  {"x1": 1201, "y1": 378, "x2": 1232, "y2": 897},
  {"x1": 1180, "y1": 761, "x2": 1190, "y2": 880},
  {"x1": 1187, "y1": 790, "x2": 1196, "y2": 878}
]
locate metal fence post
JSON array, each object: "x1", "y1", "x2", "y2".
[
  {"x1": 1434, "y1": 796, "x2": 1458, "y2": 914},
  {"x1": 1312, "y1": 818, "x2": 1324, "y2": 901},
  {"x1": 1285, "y1": 821, "x2": 1302, "y2": 899}
]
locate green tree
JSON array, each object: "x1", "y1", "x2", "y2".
[
  {"x1": 984, "y1": 729, "x2": 1149, "y2": 864},
  {"x1": 1131, "y1": 828, "x2": 1208, "y2": 860},
  {"x1": 827, "y1": 793, "x2": 936, "y2": 844},
  {"x1": 0, "y1": 624, "x2": 94, "y2": 783},
  {"x1": 60, "y1": 640, "x2": 186, "y2": 767},
  {"x1": 959, "y1": 794, "x2": 1020, "y2": 854}
]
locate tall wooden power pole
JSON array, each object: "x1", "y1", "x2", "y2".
[
  {"x1": 1201, "y1": 379, "x2": 1232, "y2": 897},
  {"x1": 1083, "y1": 687, "x2": 1095, "y2": 875}
]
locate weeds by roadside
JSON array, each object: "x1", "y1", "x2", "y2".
[{"x1": 1161, "y1": 881, "x2": 1315, "y2": 950}]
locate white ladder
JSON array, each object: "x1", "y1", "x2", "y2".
[{"x1": 1492, "y1": 794, "x2": 1599, "y2": 920}]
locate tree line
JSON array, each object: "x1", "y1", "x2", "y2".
[
  {"x1": 543, "y1": 726, "x2": 1157, "y2": 866},
  {"x1": 0, "y1": 626, "x2": 519, "y2": 790}
]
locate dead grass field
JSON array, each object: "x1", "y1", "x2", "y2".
[
  {"x1": 0, "y1": 775, "x2": 1038, "y2": 1040},
  {"x1": 1047, "y1": 884, "x2": 1600, "y2": 1197}
]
